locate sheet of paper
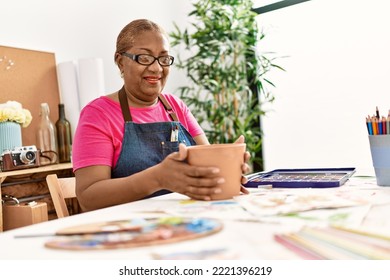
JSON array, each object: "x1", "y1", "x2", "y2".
[{"x1": 235, "y1": 190, "x2": 368, "y2": 217}]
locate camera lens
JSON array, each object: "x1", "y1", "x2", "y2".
[{"x1": 20, "y1": 151, "x2": 36, "y2": 164}]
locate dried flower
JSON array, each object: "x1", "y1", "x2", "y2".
[{"x1": 0, "y1": 101, "x2": 32, "y2": 128}]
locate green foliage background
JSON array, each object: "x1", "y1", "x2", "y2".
[{"x1": 170, "y1": 0, "x2": 283, "y2": 171}]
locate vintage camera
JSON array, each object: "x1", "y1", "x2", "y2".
[{"x1": 0, "y1": 145, "x2": 40, "y2": 171}]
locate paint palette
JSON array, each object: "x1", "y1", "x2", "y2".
[
  {"x1": 44, "y1": 217, "x2": 223, "y2": 250},
  {"x1": 244, "y1": 168, "x2": 356, "y2": 188}
]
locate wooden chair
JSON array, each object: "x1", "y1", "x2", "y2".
[{"x1": 46, "y1": 174, "x2": 77, "y2": 218}]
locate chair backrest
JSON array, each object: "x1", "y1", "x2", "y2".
[{"x1": 46, "y1": 174, "x2": 76, "y2": 218}]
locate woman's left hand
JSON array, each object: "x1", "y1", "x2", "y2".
[{"x1": 234, "y1": 135, "x2": 251, "y2": 195}]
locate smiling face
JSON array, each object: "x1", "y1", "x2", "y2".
[{"x1": 116, "y1": 30, "x2": 171, "y2": 107}]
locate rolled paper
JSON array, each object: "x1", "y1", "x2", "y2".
[{"x1": 77, "y1": 58, "x2": 105, "y2": 110}]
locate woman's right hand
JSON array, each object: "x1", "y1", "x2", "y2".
[{"x1": 154, "y1": 143, "x2": 225, "y2": 200}]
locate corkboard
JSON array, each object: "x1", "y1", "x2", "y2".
[{"x1": 0, "y1": 45, "x2": 60, "y2": 146}]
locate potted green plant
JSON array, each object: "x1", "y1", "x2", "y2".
[{"x1": 170, "y1": 0, "x2": 283, "y2": 171}]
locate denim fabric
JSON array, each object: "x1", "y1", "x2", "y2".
[{"x1": 112, "y1": 120, "x2": 196, "y2": 198}]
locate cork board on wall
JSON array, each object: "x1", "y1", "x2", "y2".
[{"x1": 0, "y1": 45, "x2": 60, "y2": 147}]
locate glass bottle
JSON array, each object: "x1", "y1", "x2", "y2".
[
  {"x1": 55, "y1": 103, "x2": 72, "y2": 163},
  {"x1": 36, "y1": 103, "x2": 58, "y2": 164}
]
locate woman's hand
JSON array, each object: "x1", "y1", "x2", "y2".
[
  {"x1": 155, "y1": 135, "x2": 251, "y2": 200},
  {"x1": 234, "y1": 135, "x2": 251, "y2": 195},
  {"x1": 154, "y1": 144, "x2": 224, "y2": 201}
]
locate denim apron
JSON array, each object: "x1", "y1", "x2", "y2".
[{"x1": 112, "y1": 87, "x2": 196, "y2": 198}]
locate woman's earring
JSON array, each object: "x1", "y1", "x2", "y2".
[{"x1": 120, "y1": 71, "x2": 124, "y2": 78}]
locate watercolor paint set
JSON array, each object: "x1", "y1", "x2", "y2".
[
  {"x1": 244, "y1": 168, "x2": 356, "y2": 188},
  {"x1": 43, "y1": 217, "x2": 223, "y2": 251}
]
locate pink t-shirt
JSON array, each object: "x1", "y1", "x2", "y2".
[{"x1": 72, "y1": 93, "x2": 204, "y2": 172}]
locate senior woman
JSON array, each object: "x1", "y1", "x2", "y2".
[{"x1": 72, "y1": 19, "x2": 249, "y2": 212}]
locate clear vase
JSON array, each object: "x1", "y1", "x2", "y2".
[
  {"x1": 0, "y1": 121, "x2": 22, "y2": 154},
  {"x1": 36, "y1": 103, "x2": 58, "y2": 164}
]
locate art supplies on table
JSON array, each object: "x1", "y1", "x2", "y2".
[
  {"x1": 366, "y1": 106, "x2": 390, "y2": 135},
  {"x1": 244, "y1": 168, "x2": 356, "y2": 188},
  {"x1": 275, "y1": 225, "x2": 390, "y2": 260},
  {"x1": 43, "y1": 217, "x2": 223, "y2": 251},
  {"x1": 234, "y1": 188, "x2": 368, "y2": 218}
]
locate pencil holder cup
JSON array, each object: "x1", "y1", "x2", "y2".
[
  {"x1": 186, "y1": 143, "x2": 246, "y2": 200},
  {"x1": 369, "y1": 135, "x2": 390, "y2": 186}
]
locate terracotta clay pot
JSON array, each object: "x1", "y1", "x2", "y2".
[{"x1": 187, "y1": 143, "x2": 246, "y2": 200}]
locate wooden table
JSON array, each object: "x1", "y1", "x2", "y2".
[{"x1": 1, "y1": 176, "x2": 390, "y2": 260}]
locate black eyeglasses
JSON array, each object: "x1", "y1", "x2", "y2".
[{"x1": 121, "y1": 52, "x2": 174, "y2": 67}]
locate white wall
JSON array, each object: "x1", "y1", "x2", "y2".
[
  {"x1": 2, "y1": 0, "x2": 389, "y2": 176},
  {"x1": 0, "y1": 0, "x2": 192, "y2": 94},
  {"x1": 258, "y1": 0, "x2": 390, "y2": 176}
]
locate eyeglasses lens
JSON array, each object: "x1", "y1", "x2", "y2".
[{"x1": 137, "y1": 54, "x2": 173, "y2": 66}]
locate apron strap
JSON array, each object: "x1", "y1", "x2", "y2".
[
  {"x1": 118, "y1": 86, "x2": 132, "y2": 122},
  {"x1": 158, "y1": 94, "x2": 179, "y2": 122},
  {"x1": 118, "y1": 86, "x2": 179, "y2": 122}
]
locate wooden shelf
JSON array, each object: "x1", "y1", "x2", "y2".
[
  {"x1": 1, "y1": 163, "x2": 73, "y2": 232},
  {"x1": 0, "y1": 163, "x2": 72, "y2": 183}
]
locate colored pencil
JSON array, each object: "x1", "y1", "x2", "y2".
[
  {"x1": 387, "y1": 111, "x2": 390, "y2": 134},
  {"x1": 366, "y1": 116, "x2": 373, "y2": 135},
  {"x1": 365, "y1": 108, "x2": 390, "y2": 135},
  {"x1": 372, "y1": 116, "x2": 378, "y2": 135},
  {"x1": 382, "y1": 116, "x2": 387, "y2": 134}
]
